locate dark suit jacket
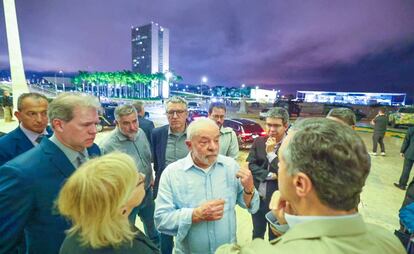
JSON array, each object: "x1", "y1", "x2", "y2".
[
  {"x1": 0, "y1": 138, "x2": 100, "y2": 254},
  {"x1": 138, "y1": 116, "x2": 155, "y2": 147},
  {"x1": 0, "y1": 126, "x2": 53, "y2": 166},
  {"x1": 247, "y1": 136, "x2": 279, "y2": 198},
  {"x1": 151, "y1": 124, "x2": 169, "y2": 197},
  {"x1": 401, "y1": 127, "x2": 414, "y2": 160}
]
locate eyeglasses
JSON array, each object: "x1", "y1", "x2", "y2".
[{"x1": 166, "y1": 110, "x2": 187, "y2": 117}]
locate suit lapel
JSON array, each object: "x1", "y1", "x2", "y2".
[
  {"x1": 14, "y1": 127, "x2": 34, "y2": 152},
  {"x1": 40, "y1": 139, "x2": 75, "y2": 178}
]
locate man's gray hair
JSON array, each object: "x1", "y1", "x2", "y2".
[
  {"x1": 132, "y1": 101, "x2": 144, "y2": 114},
  {"x1": 48, "y1": 93, "x2": 100, "y2": 126},
  {"x1": 114, "y1": 104, "x2": 137, "y2": 121},
  {"x1": 187, "y1": 118, "x2": 218, "y2": 140},
  {"x1": 326, "y1": 108, "x2": 356, "y2": 126},
  {"x1": 266, "y1": 107, "x2": 289, "y2": 125},
  {"x1": 17, "y1": 92, "x2": 48, "y2": 111},
  {"x1": 165, "y1": 96, "x2": 187, "y2": 111},
  {"x1": 282, "y1": 118, "x2": 370, "y2": 210}
]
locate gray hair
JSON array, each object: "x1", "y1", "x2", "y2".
[
  {"x1": 114, "y1": 104, "x2": 137, "y2": 121},
  {"x1": 132, "y1": 101, "x2": 144, "y2": 114},
  {"x1": 48, "y1": 93, "x2": 101, "y2": 126},
  {"x1": 187, "y1": 118, "x2": 219, "y2": 140},
  {"x1": 326, "y1": 108, "x2": 356, "y2": 126},
  {"x1": 266, "y1": 107, "x2": 289, "y2": 125},
  {"x1": 17, "y1": 92, "x2": 48, "y2": 111},
  {"x1": 282, "y1": 118, "x2": 370, "y2": 210},
  {"x1": 165, "y1": 96, "x2": 187, "y2": 111}
]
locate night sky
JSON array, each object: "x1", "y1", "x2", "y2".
[{"x1": 1, "y1": 0, "x2": 414, "y2": 96}]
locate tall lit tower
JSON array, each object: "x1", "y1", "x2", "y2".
[
  {"x1": 3, "y1": 0, "x2": 29, "y2": 106},
  {"x1": 131, "y1": 22, "x2": 169, "y2": 98}
]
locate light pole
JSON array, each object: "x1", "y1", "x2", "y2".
[
  {"x1": 240, "y1": 83, "x2": 245, "y2": 98},
  {"x1": 54, "y1": 71, "x2": 58, "y2": 92},
  {"x1": 201, "y1": 76, "x2": 207, "y2": 96},
  {"x1": 59, "y1": 70, "x2": 65, "y2": 92}
]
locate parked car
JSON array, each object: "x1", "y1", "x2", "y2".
[
  {"x1": 187, "y1": 109, "x2": 208, "y2": 123},
  {"x1": 97, "y1": 102, "x2": 117, "y2": 132},
  {"x1": 188, "y1": 101, "x2": 201, "y2": 110},
  {"x1": 388, "y1": 107, "x2": 414, "y2": 128},
  {"x1": 223, "y1": 118, "x2": 266, "y2": 149},
  {"x1": 273, "y1": 100, "x2": 301, "y2": 117}
]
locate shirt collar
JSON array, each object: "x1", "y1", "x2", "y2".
[
  {"x1": 285, "y1": 212, "x2": 359, "y2": 229},
  {"x1": 49, "y1": 134, "x2": 88, "y2": 164},
  {"x1": 168, "y1": 125, "x2": 187, "y2": 136},
  {"x1": 220, "y1": 126, "x2": 232, "y2": 134},
  {"x1": 115, "y1": 127, "x2": 137, "y2": 141},
  {"x1": 20, "y1": 123, "x2": 48, "y2": 144}
]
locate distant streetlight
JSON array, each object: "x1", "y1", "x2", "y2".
[
  {"x1": 59, "y1": 70, "x2": 65, "y2": 92},
  {"x1": 240, "y1": 83, "x2": 245, "y2": 98},
  {"x1": 201, "y1": 76, "x2": 208, "y2": 96}
]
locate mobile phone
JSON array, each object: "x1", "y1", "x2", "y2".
[{"x1": 265, "y1": 211, "x2": 289, "y2": 233}]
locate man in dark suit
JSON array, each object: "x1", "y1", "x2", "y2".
[
  {"x1": 0, "y1": 92, "x2": 51, "y2": 166},
  {"x1": 247, "y1": 107, "x2": 289, "y2": 240},
  {"x1": 133, "y1": 100, "x2": 155, "y2": 146},
  {"x1": 0, "y1": 93, "x2": 101, "y2": 254},
  {"x1": 394, "y1": 127, "x2": 414, "y2": 190},
  {"x1": 152, "y1": 96, "x2": 189, "y2": 254}
]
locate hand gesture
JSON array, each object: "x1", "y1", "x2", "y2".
[
  {"x1": 193, "y1": 199, "x2": 225, "y2": 223},
  {"x1": 269, "y1": 191, "x2": 294, "y2": 225},
  {"x1": 265, "y1": 137, "x2": 277, "y2": 153},
  {"x1": 236, "y1": 166, "x2": 254, "y2": 192}
]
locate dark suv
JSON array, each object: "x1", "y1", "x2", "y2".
[{"x1": 223, "y1": 118, "x2": 266, "y2": 149}]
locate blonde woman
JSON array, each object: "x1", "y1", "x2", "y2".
[{"x1": 57, "y1": 152, "x2": 159, "y2": 254}]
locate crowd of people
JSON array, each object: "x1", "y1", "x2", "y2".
[{"x1": 0, "y1": 92, "x2": 411, "y2": 254}]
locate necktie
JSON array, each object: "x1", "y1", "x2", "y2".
[
  {"x1": 76, "y1": 152, "x2": 87, "y2": 167},
  {"x1": 35, "y1": 134, "x2": 45, "y2": 144}
]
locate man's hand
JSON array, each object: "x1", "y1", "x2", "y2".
[
  {"x1": 269, "y1": 192, "x2": 294, "y2": 225},
  {"x1": 236, "y1": 166, "x2": 254, "y2": 192},
  {"x1": 265, "y1": 137, "x2": 277, "y2": 153},
  {"x1": 401, "y1": 153, "x2": 405, "y2": 158},
  {"x1": 192, "y1": 199, "x2": 225, "y2": 223}
]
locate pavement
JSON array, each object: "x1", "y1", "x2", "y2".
[{"x1": 0, "y1": 110, "x2": 410, "y2": 244}]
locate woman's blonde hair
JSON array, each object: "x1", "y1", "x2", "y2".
[{"x1": 57, "y1": 152, "x2": 139, "y2": 248}]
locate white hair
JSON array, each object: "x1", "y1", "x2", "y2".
[{"x1": 187, "y1": 118, "x2": 218, "y2": 140}]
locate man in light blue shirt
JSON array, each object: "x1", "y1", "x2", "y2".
[{"x1": 154, "y1": 118, "x2": 259, "y2": 254}]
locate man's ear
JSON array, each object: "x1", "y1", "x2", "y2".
[
  {"x1": 185, "y1": 140, "x2": 192, "y2": 150},
  {"x1": 14, "y1": 111, "x2": 21, "y2": 123},
  {"x1": 293, "y1": 172, "x2": 313, "y2": 198},
  {"x1": 52, "y1": 119, "x2": 64, "y2": 132}
]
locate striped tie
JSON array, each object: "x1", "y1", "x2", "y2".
[{"x1": 35, "y1": 134, "x2": 45, "y2": 144}]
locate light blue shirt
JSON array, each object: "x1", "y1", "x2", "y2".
[{"x1": 154, "y1": 153, "x2": 259, "y2": 254}]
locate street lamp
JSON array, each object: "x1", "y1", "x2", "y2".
[
  {"x1": 240, "y1": 83, "x2": 245, "y2": 98},
  {"x1": 59, "y1": 70, "x2": 65, "y2": 92},
  {"x1": 201, "y1": 76, "x2": 207, "y2": 96}
]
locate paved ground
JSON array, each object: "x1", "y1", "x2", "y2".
[{"x1": 0, "y1": 106, "x2": 410, "y2": 245}]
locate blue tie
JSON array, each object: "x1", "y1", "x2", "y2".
[{"x1": 35, "y1": 134, "x2": 45, "y2": 144}]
